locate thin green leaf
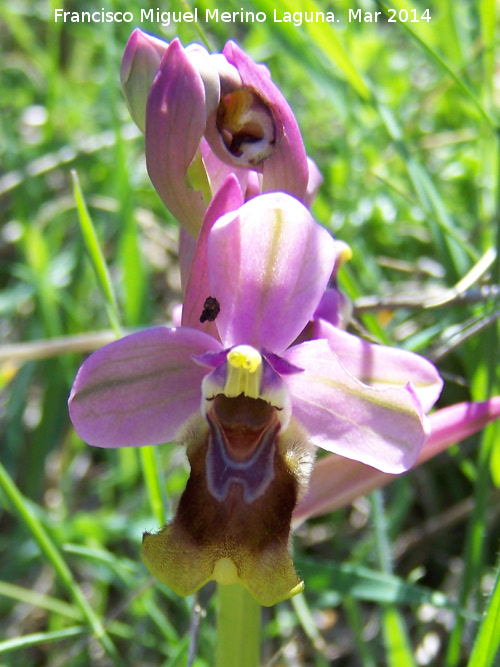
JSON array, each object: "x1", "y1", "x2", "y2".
[
  {"x1": 291, "y1": 593, "x2": 329, "y2": 661},
  {"x1": 378, "y1": 1, "x2": 495, "y2": 128},
  {"x1": 0, "y1": 580, "x2": 81, "y2": 621},
  {"x1": 71, "y1": 169, "x2": 121, "y2": 336},
  {"x1": 274, "y1": 0, "x2": 371, "y2": 99},
  {"x1": 382, "y1": 607, "x2": 417, "y2": 667},
  {"x1": 0, "y1": 461, "x2": 123, "y2": 665},
  {"x1": 467, "y1": 556, "x2": 500, "y2": 667},
  {"x1": 0, "y1": 627, "x2": 87, "y2": 655},
  {"x1": 297, "y1": 558, "x2": 477, "y2": 618},
  {"x1": 140, "y1": 445, "x2": 167, "y2": 528}
]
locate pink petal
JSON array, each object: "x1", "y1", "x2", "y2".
[
  {"x1": 145, "y1": 39, "x2": 207, "y2": 235},
  {"x1": 293, "y1": 396, "x2": 500, "y2": 525},
  {"x1": 284, "y1": 339, "x2": 428, "y2": 473},
  {"x1": 312, "y1": 288, "x2": 352, "y2": 330},
  {"x1": 293, "y1": 453, "x2": 380, "y2": 527},
  {"x1": 207, "y1": 193, "x2": 336, "y2": 351},
  {"x1": 201, "y1": 138, "x2": 251, "y2": 198},
  {"x1": 304, "y1": 158, "x2": 323, "y2": 208},
  {"x1": 424, "y1": 397, "x2": 500, "y2": 459},
  {"x1": 120, "y1": 29, "x2": 168, "y2": 132},
  {"x1": 179, "y1": 227, "x2": 197, "y2": 294},
  {"x1": 68, "y1": 327, "x2": 222, "y2": 448},
  {"x1": 313, "y1": 319, "x2": 443, "y2": 412},
  {"x1": 182, "y1": 175, "x2": 244, "y2": 339}
]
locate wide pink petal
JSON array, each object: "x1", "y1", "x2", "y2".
[
  {"x1": 207, "y1": 193, "x2": 336, "y2": 351},
  {"x1": 182, "y1": 175, "x2": 244, "y2": 339},
  {"x1": 313, "y1": 320, "x2": 443, "y2": 413},
  {"x1": 145, "y1": 39, "x2": 207, "y2": 235},
  {"x1": 68, "y1": 327, "x2": 222, "y2": 448},
  {"x1": 293, "y1": 396, "x2": 500, "y2": 525},
  {"x1": 284, "y1": 339, "x2": 428, "y2": 473}
]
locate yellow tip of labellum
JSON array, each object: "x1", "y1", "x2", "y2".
[{"x1": 213, "y1": 558, "x2": 239, "y2": 585}]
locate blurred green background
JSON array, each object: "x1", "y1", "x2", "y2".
[{"x1": 1, "y1": 0, "x2": 500, "y2": 665}]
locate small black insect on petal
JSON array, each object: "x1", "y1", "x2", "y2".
[{"x1": 200, "y1": 296, "x2": 220, "y2": 323}]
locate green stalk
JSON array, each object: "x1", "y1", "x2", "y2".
[{"x1": 215, "y1": 584, "x2": 261, "y2": 667}]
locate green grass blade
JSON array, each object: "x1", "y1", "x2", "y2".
[
  {"x1": 291, "y1": 593, "x2": 329, "y2": 664},
  {"x1": 0, "y1": 580, "x2": 81, "y2": 621},
  {"x1": 378, "y1": 1, "x2": 495, "y2": 128},
  {"x1": 372, "y1": 491, "x2": 416, "y2": 666},
  {"x1": 0, "y1": 460, "x2": 123, "y2": 665},
  {"x1": 0, "y1": 627, "x2": 87, "y2": 655},
  {"x1": 297, "y1": 557, "x2": 478, "y2": 617},
  {"x1": 382, "y1": 606, "x2": 417, "y2": 667},
  {"x1": 479, "y1": 0, "x2": 495, "y2": 108},
  {"x1": 71, "y1": 169, "x2": 121, "y2": 336},
  {"x1": 467, "y1": 555, "x2": 500, "y2": 667},
  {"x1": 271, "y1": 0, "x2": 371, "y2": 99},
  {"x1": 344, "y1": 596, "x2": 378, "y2": 667},
  {"x1": 140, "y1": 445, "x2": 167, "y2": 527}
]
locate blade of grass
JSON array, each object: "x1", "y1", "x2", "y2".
[
  {"x1": 291, "y1": 593, "x2": 329, "y2": 663},
  {"x1": 0, "y1": 461, "x2": 123, "y2": 665},
  {"x1": 382, "y1": 606, "x2": 417, "y2": 667},
  {"x1": 0, "y1": 627, "x2": 87, "y2": 655},
  {"x1": 0, "y1": 580, "x2": 81, "y2": 621},
  {"x1": 71, "y1": 169, "x2": 121, "y2": 336},
  {"x1": 274, "y1": 0, "x2": 370, "y2": 99},
  {"x1": 0, "y1": 580, "x2": 137, "y2": 642},
  {"x1": 343, "y1": 596, "x2": 378, "y2": 667},
  {"x1": 377, "y1": 1, "x2": 495, "y2": 128},
  {"x1": 479, "y1": 0, "x2": 495, "y2": 109},
  {"x1": 467, "y1": 554, "x2": 500, "y2": 667},
  {"x1": 140, "y1": 445, "x2": 167, "y2": 527},
  {"x1": 371, "y1": 490, "x2": 417, "y2": 667}
]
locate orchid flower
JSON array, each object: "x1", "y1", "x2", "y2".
[
  {"x1": 69, "y1": 187, "x2": 442, "y2": 606},
  {"x1": 120, "y1": 30, "x2": 314, "y2": 236}
]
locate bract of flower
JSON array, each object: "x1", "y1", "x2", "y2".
[
  {"x1": 144, "y1": 38, "x2": 219, "y2": 237},
  {"x1": 69, "y1": 192, "x2": 441, "y2": 605},
  {"x1": 292, "y1": 396, "x2": 500, "y2": 526}
]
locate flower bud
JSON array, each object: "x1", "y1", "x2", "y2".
[{"x1": 120, "y1": 29, "x2": 168, "y2": 132}]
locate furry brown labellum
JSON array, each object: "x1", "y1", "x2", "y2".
[{"x1": 142, "y1": 392, "x2": 313, "y2": 606}]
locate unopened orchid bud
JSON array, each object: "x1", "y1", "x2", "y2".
[{"x1": 120, "y1": 29, "x2": 168, "y2": 132}]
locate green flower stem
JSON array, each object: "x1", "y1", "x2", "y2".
[{"x1": 216, "y1": 584, "x2": 261, "y2": 667}]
